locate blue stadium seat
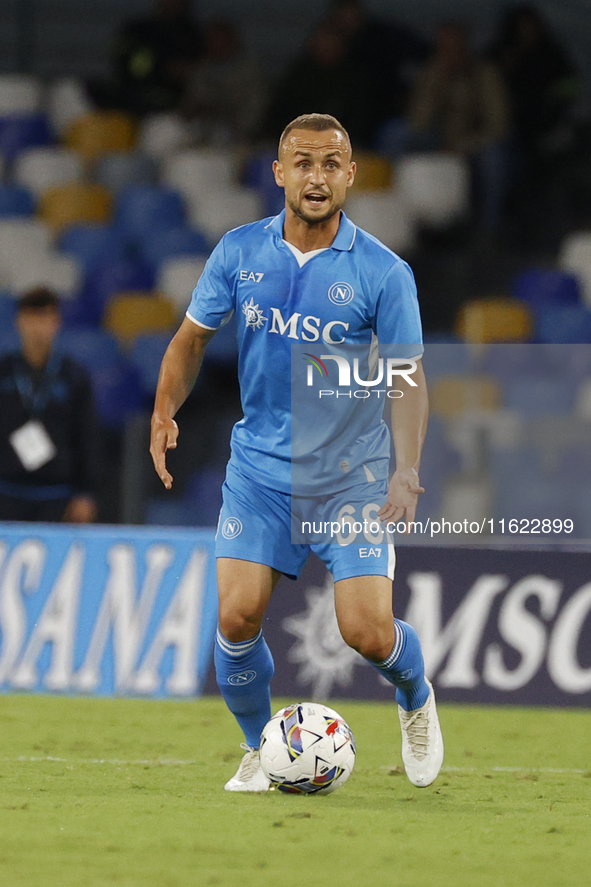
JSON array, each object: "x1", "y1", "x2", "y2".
[
  {"x1": 92, "y1": 361, "x2": 143, "y2": 428},
  {"x1": 73, "y1": 256, "x2": 155, "y2": 326},
  {"x1": 129, "y1": 332, "x2": 171, "y2": 396},
  {"x1": 115, "y1": 186, "x2": 185, "y2": 242},
  {"x1": 241, "y1": 150, "x2": 284, "y2": 215},
  {"x1": 95, "y1": 151, "x2": 158, "y2": 194},
  {"x1": 0, "y1": 184, "x2": 35, "y2": 216},
  {"x1": 183, "y1": 468, "x2": 225, "y2": 527},
  {"x1": 536, "y1": 305, "x2": 591, "y2": 344},
  {"x1": 139, "y1": 226, "x2": 209, "y2": 272},
  {"x1": 58, "y1": 224, "x2": 126, "y2": 274},
  {"x1": 504, "y1": 376, "x2": 576, "y2": 416},
  {"x1": 421, "y1": 342, "x2": 471, "y2": 379},
  {"x1": 57, "y1": 328, "x2": 120, "y2": 372},
  {"x1": 479, "y1": 343, "x2": 564, "y2": 381},
  {"x1": 145, "y1": 499, "x2": 194, "y2": 526},
  {"x1": 512, "y1": 268, "x2": 580, "y2": 307},
  {"x1": 0, "y1": 113, "x2": 52, "y2": 162}
]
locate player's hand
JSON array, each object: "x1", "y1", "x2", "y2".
[
  {"x1": 150, "y1": 414, "x2": 179, "y2": 490},
  {"x1": 378, "y1": 467, "x2": 425, "y2": 533}
]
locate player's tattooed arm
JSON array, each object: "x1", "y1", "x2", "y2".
[
  {"x1": 378, "y1": 358, "x2": 428, "y2": 532},
  {"x1": 150, "y1": 317, "x2": 215, "y2": 489}
]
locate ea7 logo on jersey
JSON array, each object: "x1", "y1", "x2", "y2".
[{"x1": 240, "y1": 270, "x2": 265, "y2": 282}]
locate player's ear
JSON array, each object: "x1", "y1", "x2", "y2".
[
  {"x1": 273, "y1": 160, "x2": 284, "y2": 187},
  {"x1": 346, "y1": 161, "x2": 356, "y2": 188}
]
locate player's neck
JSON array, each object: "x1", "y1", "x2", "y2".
[{"x1": 282, "y1": 207, "x2": 341, "y2": 253}]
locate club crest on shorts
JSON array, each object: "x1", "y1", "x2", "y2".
[
  {"x1": 222, "y1": 517, "x2": 243, "y2": 539},
  {"x1": 328, "y1": 282, "x2": 355, "y2": 306}
]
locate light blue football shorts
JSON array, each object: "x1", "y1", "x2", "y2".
[{"x1": 215, "y1": 461, "x2": 395, "y2": 583}]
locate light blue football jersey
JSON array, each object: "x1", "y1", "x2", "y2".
[{"x1": 186, "y1": 209, "x2": 423, "y2": 495}]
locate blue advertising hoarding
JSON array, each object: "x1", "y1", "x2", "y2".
[{"x1": 0, "y1": 524, "x2": 218, "y2": 697}]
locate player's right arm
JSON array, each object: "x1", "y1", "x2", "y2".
[{"x1": 150, "y1": 317, "x2": 215, "y2": 489}]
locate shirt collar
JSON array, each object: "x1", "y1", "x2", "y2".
[{"x1": 265, "y1": 209, "x2": 357, "y2": 252}]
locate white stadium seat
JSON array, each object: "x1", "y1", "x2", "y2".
[
  {"x1": 47, "y1": 78, "x2": 92, "y2": 135},
  {"x1": 345, "y1": 191, "x2": 417, "y2": 255},
  {"x1": 7, "y1": 251, "x2": 81, "y2": 298},
  {"x1": 560, "y1": 231, "x2": 591, "y2": 308},
  {"x1": 14, "y1": 147, "x2": 84, "y2": 197},
  {"x1": 157, "y1": 256, "x2": 207, "y2": 314},
  {"x1": 161, "y1": 148, "x2": 235, "y2": 202},
  {"x1": 396, "y1": 153, "x2": 469, "y2": 228},
  {"x1": 138, "y1": 113, "x2": 193, "y2": 160},
  {"x1": 0, "y1": 220, "x2": 51, "y2": 288},
  {"x1": 0, "y1": 75, "x2": 43, "y2": 114},
  {"x1": 187, "y1": 186, "x2": 263, "y2": 241}
]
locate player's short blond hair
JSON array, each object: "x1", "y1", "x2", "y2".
[{"x1": 279, "y1": 113, "x2": 351, "y2": 156}]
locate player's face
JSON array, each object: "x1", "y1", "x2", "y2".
[{"x1": 273, "y1": 129, "x2": 355, "y2": 225}]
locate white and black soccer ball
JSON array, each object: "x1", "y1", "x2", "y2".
[{"x1": 259, "y1": 702, "x2": 356, "y2": 794}]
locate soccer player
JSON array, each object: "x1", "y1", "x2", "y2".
[{"x1": 150, "y1": 113, "x2": 444, "y2": 792}]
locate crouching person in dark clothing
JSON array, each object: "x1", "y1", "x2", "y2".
[{"x1": 0, "y1": 288, "x2": 100, "y2": 522}]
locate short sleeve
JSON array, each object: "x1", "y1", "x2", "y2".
[
  {"x1": 374, "y1": 259, "x2": 424, "y2": 360},
  {"x1": 186, "y1": 237, "x2": 234, "y2": 330}
]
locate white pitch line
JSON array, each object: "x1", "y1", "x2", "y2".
[
  {"x1": 382, "y1": 766, "x2": 589, "y2": 775},
  {"x1": 0, "y1": 756, "x2": 197, "y2": 765}
]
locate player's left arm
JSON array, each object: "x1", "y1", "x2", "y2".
[{"x1": 378, "y1": 358, "x2": 428, "y2": 530}]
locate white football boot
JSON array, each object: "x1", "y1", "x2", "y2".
[
  {"x1": 398, "y1": 678, "x2": 444, "y2": 787},
  {"x1": 224, "y1": 743, "x2": 270, "y2": 793}
]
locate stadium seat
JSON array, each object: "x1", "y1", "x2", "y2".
[
  {"x1": 64, "y1": 111, "x2": 137, "y2": 162},
  {"x1": 46, "y1": 78, "x2": 92, "y2": 136},
  {"x1": 0, "y1": 184, "x2": 35, "y2": 216},
  {"x1": 115, "y1": 185, "x2": 185, "y2": 241},
  {"x1": 6, "y1": 250, "x2": 81, "y2": 298},
  {"x1": 202, "y1": 312, "x2": 238, "y2": 365},
  {"x1": 504, "y1": 376, "x2": 576, "y2": 416},
  {"x1": 241, "y1": 149, "x2": 284, "y2": 216},
  {"x1": 14, "y1": 147, "x2": 83, "y2": 197},
  {"x1": 0, "y1": 219, "x2": 51, "y2": 289},
  {"x1": 58, "y1": 224, "x2": 126, "y2": 274},
  {"x1": 58, "y1": 328, "x2": 120, "y2": 372},
  {"x1": 74, "y1": 256, "x2": 155, "y2": 326},
  {"x1": 345, "y1": 192, "x2": 417, "y2": 254},
  {"x1": 182, "y1": 468, "x2": 225, "y2": 526},
  {"x1": 95, "y1": 151, "x2": 158, "y2": 194},
  {"x1": 349, "y1": 151, "x2": 392, "y2": 192},
  {"x1": 129, "y1": 332, "x2": 172, "y2": 395},
  {"x1": 478, "y1": 343, "x2": 564, "y2": 380},
  {"x1": 104, "y1": 292, "x2": 177, "y2": 344},
  {"x1": 0, "y1": 75, "x2": 42, "y2": 114},
  {"x1": 429, "y1": 374, "x2": 502, "y2": 419},
  {"x1": 511, "y1": 268, "x2": 580, "y2": 307},
  {"x1": 396, "y1": 153, "x2": 470, "y2": 227},
  {"x1": 186, "y1": 187, "x2": 262, "y2": 242},
  {"x1": 38, "y1": 182, "x2": 112, "y2": 230},
  {"x1": 140, "y1": 225, "x2": 209, "y2": 272},
  {"x1": 421, "y1": 342, "x2": 471, "y2": 380},
  {"x1": 161, "y1": 148, "x2": 235, "y2": 203},
  {"x1": 138, "y1": 112, "x2": 192, "y2": 160},
  {"x1": 536, "y1": 304, "x2": 591, "y2": 344},
  {"x1": 92, "y1": 360, "x2": 144, "y2": 428},
  {"x1": 157, "y1": 256, "x2": 207, "y2": 314},
  {"x1": 0, "y1": 112, "x2": 53, "y2": 163},
  {"x1": 455, "y1": 298, "x2": 533, "y2": 343},
  {"x1": 560, "y1": 231, "x2": 591, "y2": 308}
]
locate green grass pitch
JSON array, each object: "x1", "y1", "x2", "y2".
[{"x1": 0, "y1": 694, "x2": 589, "y2": 887}]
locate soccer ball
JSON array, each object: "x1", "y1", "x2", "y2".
[{"x1": 259, "y1": 702, "x2": 356, "y2": 794}]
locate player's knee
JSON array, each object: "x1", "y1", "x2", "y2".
[
  {"x1": 342, "y1": 625, "x2": 393, "y2": 662},
  {"x1": 218, "y1": 606, "x2": 262, "y2": 643}
]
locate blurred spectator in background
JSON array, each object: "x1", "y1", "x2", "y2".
[
  {"x1": 330, "y1": 0, "x2": 430, "y2": 144},
  {"x1": 489, "y1": 4, "x2": 580, "y2": 180},
  {"x1": 104, "y1": 0, "x2": 202, "y2": 114},
  {"x1": 0, "y1": 288, "x2": 100, "y2": 523},
  {"x1": 263, "y1": 20, "x2": 373, "y2": 146},
  {"x1": 406, "y1": 22, "x2": 510, "y2": 231},
  {"x1": 181, "y1": 19, "x2": 266, "y2": 146}
]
